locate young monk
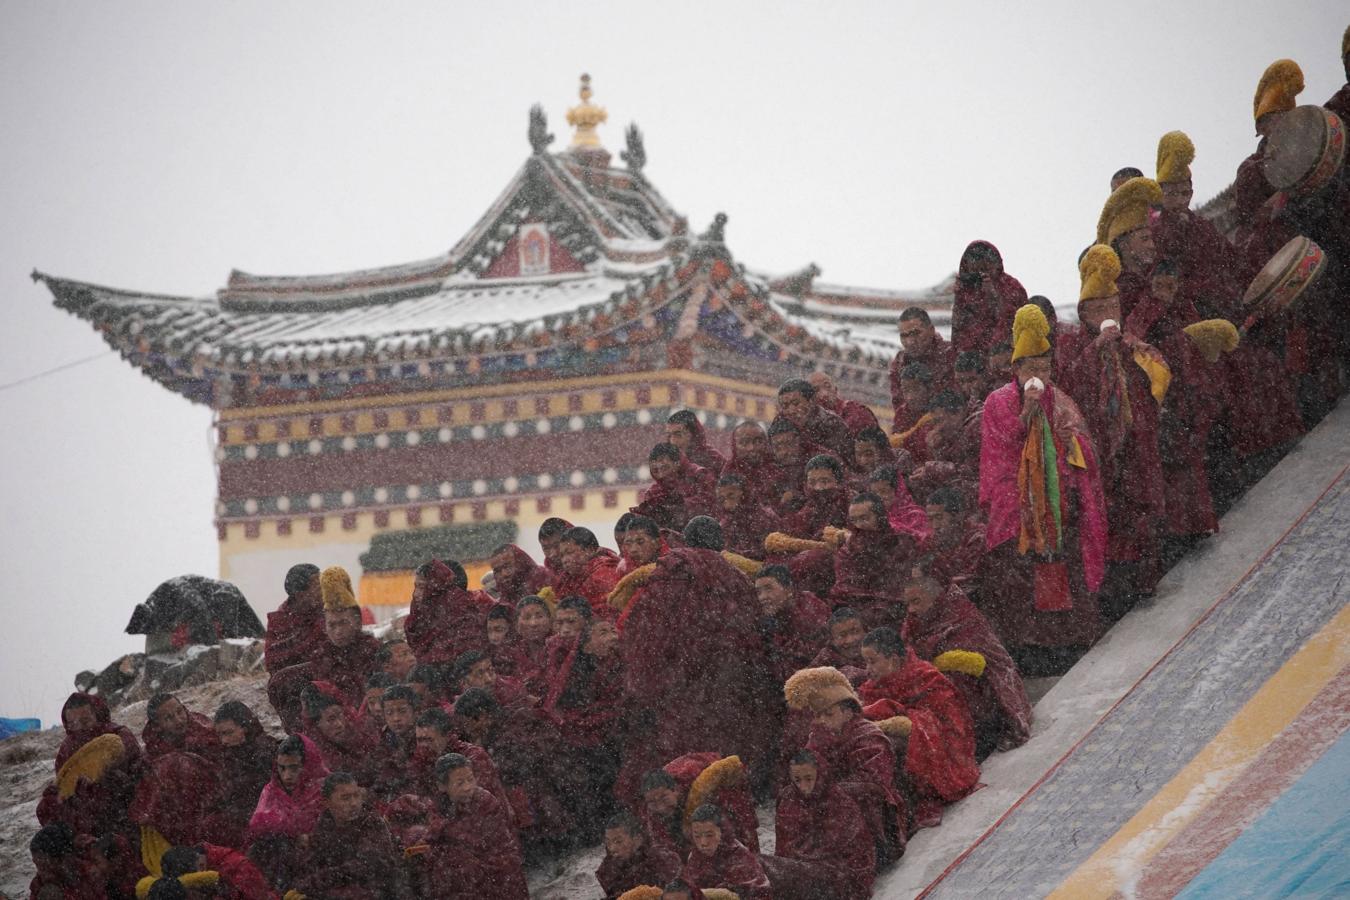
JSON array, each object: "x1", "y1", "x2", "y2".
[
  {"x1": 411, "y1": 707, "x2": 509, "y2": 811},
  {"x1": 954, "y1": 350, "x2": 990, "y2": 410},
  {"x1": 37, "y1": 692, "x2": 144, "y2": 837},
  {"x1": 449, "y1": 649, "x2": 530, "y2": 709},
  {"x1": 28, "y1": 823, "x2": 101, "y2": 900},
  {"x1": 294, "y1": 772, "x2": 407, "y2": 898},
  {"x1": 371, "y1": 684, "x2": 421, "y2": 802},
  {"x1": 666, "y1": 409, "x2": 727, "y2": 472},
  {"x1": 766, "y1": 417, "x2": 810, "y2": 514},
  {"x1": 900, "y1": 573, "x2": 1031, "y2": 758},
  {"x1": 514, "y1": 595, "x2": 555, "y2": 682},
  {"x1": 830, "y1": 491, "x2": 918, "y2": 629},
  {"x1": 776, "y1": 377, "x2": 855, "y2": 467},
  {"x1": 538, "y1": 517, "x2": 575, "y2": 579},
  {"x1": 909, "y1": 389, "x2": 980, "y2": 501},
  {"x1": 890, "y1": 307, "x2": 957, "y2": 434},
  {"x1": 809, "y1": 607, "x2": 869, "y2": 686},
  {"x1": 300, "y1": 683, "x2": 377, "y2": 787},
  {"x1": 378, "y1": 639, "x2": 417, "y2": 682},
  {"x1": 359, "y1": 673, "x2": 396, "y2": 730},
  {"x1": 858, "y1": 627, "x2": 981, "y2": 828},
  {"x1": 979, "y1": 304, "x2": 1107, "y2": 673},
  {"x1": 143, "y1": 692, "x2": 219, "y2": 760},
  {"x1": 755, "y1": 564, "x2": 830, "y2": 684},
  {"x1": 596, "y1": 810, "x2": 683, "y2": 900},
  {"x1": 554, "y1": 526, "x2": 623, "y2": 616},
  {"x1": 714, "y1": 473, "x2": 780, "y2": 561},
  {"x1": 774, "y1": 749, "x2": 875, "y2": 900},
  {"x1": 263, "y1": 564, "x2": 324, "y2": 675},
  {"x1": 893, "y1": 363, "x2": 938, "y2": 462},
  {"x1": 404, "y1": 558, "x2": 491, "y2": 673},
  {"x1": 721, "y1": 421, "x2": 780, "y2": 512},
  {"x1": 246, "y1": 734, "x2": 328, "y2": 889},
  {"x1": 922, "y1": 485, "x2": 988, "y2": 600},
  {"x1": 681, "y1": 804, "x2": 772, "y2": 900},
  {"x1": 639, "y1": 753, "x2": 761, "y2": 859},
  {"x1": 784, "y1": 666, "x2": 905, "y2": 864},
  {"x1": 205, "y1": 701, "x2": 277, "y2": 848},
  {"x1": 781, "y1": 454, "x2": 852, "y2": 540},
  {"x1": 851, "y1": 426, "x2": 897, "y2": 484},
  {"x1": 414, "y1": 753, "x2": 529, "y2": 899},
  {"x1": 632, "y1": 443, "x2": 717, "y2": 531},
  {"x1": 484, "y1": 604, "x2": 533, "y2": 680},
  {"x1": 487, "y1": 543, "x2": 553, "y2": 606},
  {"x1": 866, "y1": 464, "x2": 931, "y2": 543},
  {"x1": 154, "y1": 842, "x2": 276, "y2": 900}
]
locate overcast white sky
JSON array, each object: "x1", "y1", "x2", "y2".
[{"x1": 1, "y1": 1, "x2": 1344, "y2": 722}]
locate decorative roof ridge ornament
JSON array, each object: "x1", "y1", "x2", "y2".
[
  {"x1": 698, "y1": 212, "x2": 728, "y2": 245},
  {"x1": 566, "y1": 73, "x2": 608, "y2": 150},
  {"x1": 528, "y1": 104, "x2": 554, "y2": 155},
  {"x1": 621, "y1": 123, "x2": 646, "y2": 173}
]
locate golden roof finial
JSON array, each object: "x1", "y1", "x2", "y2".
[{"x1": 566, "y1": 73, "x2": 608, "y2": 149}]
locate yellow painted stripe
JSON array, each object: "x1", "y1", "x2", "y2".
[{"x1": 1047, "y1": 601, "x2": 1350, "y2": 900}]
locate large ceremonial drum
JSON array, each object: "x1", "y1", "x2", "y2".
[
  {"x1": 1242, "y1": 235, "x2": 1327, "y2": 324},
  {"x1": 1263, "y1": 105, "x2": 1346, "y2": 197}
]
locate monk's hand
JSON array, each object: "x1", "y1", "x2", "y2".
[
  {"x1": 1020, "y1": 384, "x2": 1043, "y2": 418},
  {"x1": 1093, "y1": 323, "x2": 1122, "y2": 349}
]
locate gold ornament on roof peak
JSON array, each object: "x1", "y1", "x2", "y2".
[{"x1": 566, "y1": 73, "x2": 608, "y2": 149}]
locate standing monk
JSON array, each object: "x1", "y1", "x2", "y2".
[
  {"x1": 950, "y1": 241, "x2": 1029, "y2": 356},
  {"x1": 264, "y1": 564, "x2": 325, "y2": 675},
  {"x1": 554, "y1": 526, "x2": 623, "y2": 617},
  {"x1": 404, "y1": 559, "x2": 491, "y2": 674},
  {"x1": 978, "y1": 305, "x2": 1107, "y2": 674},
  {"x1": 889, "y1": 307, "x2": 956, "y2": 436},
  {"x1": 666, "y1": 409, "x2": 727, "y2": 472},
  {"x1": 632, "y1": 443, "x2": 717, "y2": 531}
]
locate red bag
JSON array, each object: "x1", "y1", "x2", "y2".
[{"x1": 1033, "y1": 562, "x2": 1072, "y2": 612}]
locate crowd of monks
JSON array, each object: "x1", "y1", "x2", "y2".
[{"x1": 26, "y1": 40, "x2": 1350, "y2": 900}]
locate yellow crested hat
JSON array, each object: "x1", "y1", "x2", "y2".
[
  {"x1": 1079, "y1": 244, "x2": 1122, "y2": 302},
  {"x1": 1183, "y1": 319, "x2": 1241, "y2": 363},
  {"x1": 320, "y1": 565, "x2": 358, "y2": 611},
  {"x1": 1097, "y1": 176, "x2": 1163, "y2": 246},
  {"x1": 1156, "y1": 131, "x2": 1195, "y2": 185},
  {"x1": 1253, "y1": 59, "x2": 1304, "y2": 123},
  {"x1": 784, "y1": 666, "x2": 859, "y2": 712},
  {"x1": 1011, "y1": 303, "x2": 1051, "y2": 362}
]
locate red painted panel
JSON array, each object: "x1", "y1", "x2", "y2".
[{"x1": 479, "y1": 229, "x2": 587, "y2": 279}]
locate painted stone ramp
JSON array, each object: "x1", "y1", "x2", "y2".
[{"x1": 875, "y1": 400, "x2": 1350, "y2": 899}]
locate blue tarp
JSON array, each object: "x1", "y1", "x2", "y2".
[{"x1": 0, "y1": 717, "x2": 41, "y2": 740}]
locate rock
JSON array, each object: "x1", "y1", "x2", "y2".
[{"x1": 74, "y1": 670, "x2": 96, "y2": 692}]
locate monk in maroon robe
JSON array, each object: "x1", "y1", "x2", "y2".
[
  {"x1": 538, "y1": 516, "x2": 575, "y2": 581},
  {"x1": 754, "y1": 565, "x2": 829, "y2": 685},
  {"x1": 511, "y1": 595, "x2": 554, "y2": 683},
  {"x1": 892, "y1": 363, "x2": 938, "y2": 459},
  {"x1": 246, "y1": 735, "x2": 328, "y2": 888},
  {"x1": 666, "y1": 409, "x2": 728, "y2": 472},
  {"x1": 864, "y1": 464, "x2": 932, "y2": 545},
  {"x1": 554, "y1": 526, "x2": 623, "y2": 617},
  {"x1": 294, "y1": 772, "x2": 408, "y2": 899},
  {"x1": 156, "y1": 843, "x2": 278, "y2": 900},
  {"x1": 301, "y1": 683, "x2": 378, "y2": 787},
  {"x1": 203, "y1": 701, "x2": 277, "y2": 849},
  {"x1": 596, "y1": 810, "x2": 682, "y2": 900},
  {"x1": 858, "y1": 629, "x2": 981, "y2": 830},
  {"x1": 37, "y1": 693, "x2": 144, "y2": 838},
  {"x1": 638, "y1": 754, "x2": 761, "y2": 859},
  {"x1": 766, "y1": 418, "x2": 811, "y2": 515},
  {"x1": 682, "y1": 805, "x2": 772, "y2": 900},
  {"x1": 27, "y1": 824, "x2": 105, "y2": 900},
  {"x1": 129, "y1": 748, "x2": 219, "y2": 846},
  {"x1": 908, "y1": 389, "x2": 980, "y2": 502},
  {"x1": 890, "y1": 307, "x2": 957, "y2": 434},
  {"x1": 951, "y1": 240, "x2": 1029, "y2": 356},
  {"x1": 781, "y1": 455, "x2": 851, "y2": 540},
  {"x1": 922, "y1": 485, "x2": 988, "y2": 600},
  {"x1": 404, "y1": 559, "x2": 491, "y2": 670},
  {"x1": 414, "y1": 755, "x2": 529, "y2": 899},
  {"x1": 776, "y1": 377, "x2": 855, "y2": 468},
  {"x1": 809, "y1": 371, "x2": 880, "y2": 437},
  {"x1": 808, "y1": 608, "x2": 869, "y2": 686},
  {"x1": 484, "y1": 604, "x2": 535, "y2": 682},
  {"x1": 829, "y1": 492, "x2": 917, "y2": 630},
  {"x1": 143, "y1": 693, "x2": 220, "y2": 761},
  {"x1": 774, "y1": 749, "x2": 875, "y2": 900},
  {"x1": 721, "y1": 421, "x2": 780, "y2": 512},
  {"x1": 632, "y1": 443, "x2": 717, "y2": 531},
  {"x1": 487, "y1": 544, "x2": 552, "y2": 607},
  {"x1": 619, "y1": 538, "x2": 775, "y2": 791},
  {"x1": 411, "y1": 707, "x2": 509, "y2": 813},
  {"x1": 850, "y1": 426, "x2": 898, "y2": 484},
  {"x1": 714, "y1": 473, "x2": 780, "y2": 560},
  {"x1": 901, "y1": 576, "x2": 1031, "y2": 758},
  {"x1": 263, "y1": 564, "x2": 324, "y2": 674}
]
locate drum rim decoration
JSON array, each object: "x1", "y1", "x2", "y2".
[{"x1": 1242, "y1": 235, "x2": 1326, "y2": 316}]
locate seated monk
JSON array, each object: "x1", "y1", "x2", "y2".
[
  {"x1": 900, "y1": 573, "x2": 1031, "y2": 759},
  {"x1": 618, "y1": 518, "x2": 777, "y2": 797},
  {"x1": 413, "y1": 753, "x2": 529, "y2": 899},
  {"x1": 754, "y1": 564, "x2": 829, "y2": 685},
  {"x1": 404, "y1": 558, "x2": 492, "y2": 674},
  {"x1": 153, "y1": 842, "x2": 276, "y2": 900},
  {"x1": 784, "y1": 666, "x2": 905, "y2": 865},
  {"x1": 810, "y1": 370, "x2": 881, "y2": 438},
  {"x1": 909, "y1": 389, "x2": 980, "y2": 502},
  {"x1": 27, "y1": 823, "x2": 101, "y2": 900},
  {"x1": 359, "y1": 673, "x2": 396, "y2": 731},
  {"x1": 922, "y1": 485, "x2": 988, "y2": 601},
  {"x1": 859, "y1": 627, "x2": 981, "y2": 830},
  {"x1": 449, "y1": 649, "x2": 530, "y2": 709},
  {"x1": 681, "y1": 805, "x2": 772, "y2": 900},
  {"x1": 411, "y1": 707, "x2": 509, "y2": 811},
  {"x1": 774, "y1": 749, "x2": 875, "y2": 900},
  {"x1": 715, "y1": 473, "x2": 780, "y2": 561},
  {"x1": 893, "y1": 363, "x2": 938, "y2": 464},
  {"x1": 300, "y1": 683, "x2": 377, "y2": 787},
  {"x1": 809, "y1": 607, "x2": 869, "y2": 686},
  {"x1": 639, "y1": 754, "x2": 760, "y2": 860},
  {"x1": 614, "y1": 515, "x2": 669, "y2": 631},
  {"x1": 203, "y1": 701, "x2": 277, "y2": 849},
  {"x1": 954, "y1": 349, "x2": 991, "y2": 411},
  {"x1": 554, "y1": 526, "x2": 623, "y2": 617},
  {"x1": 781, "y1": 454, "x2": 852, "y2": 539},
  {"x1": 543, "y1": 615, "x2": 625, "y2": 836},
  {"x1": 263, "y1": 564, "x2": 324, "y2": 676},
  {"x1": 485, "y1": 604, "x2": 534, "y2": 680},
  {"x1": 777, "y1": 376, "x2": 855, "y2": 467},
  {"x1": 488, "y1": 543, "x2": 552, "y2": 607},
  {"x1": 37, "y1": 692, "x2": 144, "y2": 837},
  {"x1": 632, "y1": 442, "x2": 717, "y2": 531},
  {"x1": 378, "y1": 638, "x2": 417, "y2": 683},
  {"x1": 865, "y1": 464, "x2": 931, "y2": 544},
  {"x1": 129, "y1": 743, "x2": 220, "y2": 849},
  {"x1": 293, "y1": 772, "x2": 408, "y2": 899},
  {"x1": 596, "y1": 810, "x2": 682, "y2": 900},
  {"x1": 143, "y1": 692, "x2": 219, "y2": 761},
  {"x1": 538, "y1": 516, "x2": 575, "y2": 580},
  {"x1": 766, "y1": 418, "x2": 810, "y2": 515},
  {"x1": 245, "y1": 734, "x2": 328, "y2": 890},
  {"x1": 666, "y1": 408, "x2": 728, "y2": 472},
  {"x1": 455, "y1": 688, "x2": 573, "y2": 847},
  {"x1": 829, "y1": 492, "x2": 918, "y2": 630},
  {"x1": 371, "y1": 684, "x2": 421, "y2": 803},
  {"x1": 722, "y1": 421, "x2": 782, "y2": 513},
  {"x1": 269, "y1": 567, "x2": 381, "y2": 730},
  {"x1": 850, "y1": 426, "x2": 898, "y2": 483}
]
